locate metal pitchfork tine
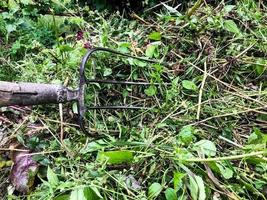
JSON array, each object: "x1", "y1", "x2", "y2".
[{"x1": 0, "y1": 47, "x2": 169, "y2": 136}]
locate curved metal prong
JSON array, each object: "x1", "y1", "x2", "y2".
[{"x1": 78, "y1": 47, "x2": 167, "y2": 136}]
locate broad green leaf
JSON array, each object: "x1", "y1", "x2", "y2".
[
  {"x1": 47, "y1": 166, "x2": 59, "y2": 187},
  {"x1": 146, "y1": 45, "x2": 156, "y2": 58},
  {"x1": 145, "y1": 85, "x2": 157, "y2": 96},
  {"x1": 56, "y1": 181, "x2": 75, "y2": 190},
  {"x1": 69, "y1": 186, "x2": 101, "y2": 200},
  {"x1": 69, "y1": 17, "x2": 85, "y2": 26},
  {"x1": 54, "y1": 194, "x2": 70, "y2": 200},
  {"x1": 103, "y1": 68, "x2": 112, "y2": 76},
  {"x1": 83, "y1": 187, "x2": 100, "y2": 200},
  {"x1": 195, "y1": 176, "x2": 206, "y2": 200},
  {"x1": 173, "y1": 172, "x2": 186, "y2": 191},
  {"x1": 165, "y1": 188, "x2": 177, "y2": 200},
  {"x1": 254, "y1": 58, "x2": 266, "y2": 75},
  {"x1": 162, "y1": 3, "x2": 181, "y2": 15},
  {"x1": 247, "y1": 127, "x2": 266, "y2": 144},
  {"x1": 70, "y1": 187, "x2": 86, "y2": 200},
  {"x1": 20, "y1": 0, "x2": 34, "y2": 5},
  {"x1": 89, "y1": 186, "x2": 103, "y2": 199},
  {"x1": 224, "y1": 20, "x2": 241, "y2": 35},
  {"x1": 118, "y1": 42, "x2": 131, "y2": 53},
  {"x1": 148, "y1": 182, "x2": 162, "y2": 199},
  {"x1": 182, "y1": 80, "x2": 197, "y2": 91},
  {"x1": 0, "y1": 161, "x2": 5, "y2": 168},
  {"x1": 216, "y1": 163, "x2": 233, "y2": 179},
  {"x1": 133, "y1": 59, "x2": 147, "y2": 67},
  {"x1": 248, "y1": 132, "x2": 258, "y2": 144},
  {"x1": 255, "y1": 65, "x2": 266, "y2": 75},
  {"x1": 80, "y1": 140, "x2": 105, "y2": 154},
  {"x1": 72, "y1": 102, "x2": 78, "y2": 114},
  {"x1": 193, "y1": 139, "x2": 217, "y2": 157},
  {"x1": 8, "y1": 0, "x2": 19, "y2": 10},
  {"x1": 149, "y1": 32, "x2": 161, "y2": 41},
  {"x1": 178, "y1": 125, "x2": 194, "y2": 145},
  {"x1": 223, "y1": 5, "x2": 235, "y2": 13},
  {"x1": 101, "y1": 34, "x2": 108, "y2": 46},
  {"x1": 188, "y1": 175, "x2": 198, "y2": 200},
  {"x1": 6, "y1": 24, "x2": 16, "y2": 33},
  {"x1": 97, "y1": 150, "x2": 133, "y2": 164},
  {"x1": 59, "y1": 45, "x2": 74, "y2": 52}
]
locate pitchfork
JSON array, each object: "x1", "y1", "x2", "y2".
[{"x1": 0, "y1": 47, "x2": 169, "y2": 135}]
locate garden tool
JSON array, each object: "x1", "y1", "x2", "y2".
[{"x1": 0, "y1": 47, "x2": 167, "y2": 135}]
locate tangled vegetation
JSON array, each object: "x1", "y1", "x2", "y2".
[{"x1": 0, "y1": 0, "x2": 267, "y2": 199}]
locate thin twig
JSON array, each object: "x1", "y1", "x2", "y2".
[
  {"x1": 0, "y1": 148, "x2": 29, "y2": 152},
  {"x1": 196, "y1": 60, "x2": 207, "y2": 120},
  {"x1": 187, "y1": 0, "x2": 204, "y2": 17},
  {"x1": 190, "y1": 105, "x2": 267, "y2": 125},
  {"x1": 59, "y1": 103, "x2": 64, "y2": 142},
  {"x1": 144, "y1": 0, "x2": 174, "y2": 13},
  {"x1": 181, "y1": 151, "x2": 266, "y2": 162}
]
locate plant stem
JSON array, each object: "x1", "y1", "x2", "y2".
[
  {"x1": 180, "y1": 151, "x2": 266, "y2": 162},
  {"x1": 187, "y1": 0, "x2": 204, "y2": 17}
]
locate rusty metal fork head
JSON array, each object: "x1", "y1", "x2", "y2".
[{"x1": 76, "y1": 47, "x2": 165, "y2": 136}]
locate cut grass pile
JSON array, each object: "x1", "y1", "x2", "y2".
[{"x1": 0, "y1": 0, "x2": 267, "y2": 199}]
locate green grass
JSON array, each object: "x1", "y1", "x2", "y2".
[{"x1": 0, "y1": 0, "x2": 267, "y2": 199}]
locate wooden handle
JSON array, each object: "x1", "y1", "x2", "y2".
[{"x1": 0, "y1": 81, "x2": 76, "y2": 107}]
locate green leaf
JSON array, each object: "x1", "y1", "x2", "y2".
[
  {"x1": 195, "y1": 176, "x2": 206, "y2": 200},
  {"x1": 69, "y1": 186, "x2": 101, "y2": 200},
  {"x1": 178, "y1": 125, "x2": 194, "y2": 145},
  {"x1": 59, "y1": 45, "x2": 74, "y2": 52},
  {"x1": 162, "y1": 3, "x2": 181, "y2": 15},
  {"x1": 0, "y1": 161, "x2": 5, "y2": 168},
  {"x1": 223, "y1": 20, "x2": 241, "y2": 35},
  {"x1": 223, "y1": 5, "x2": 235, "y2": 13},
  {"x1": 182, "y1": 80, "x2": 197, "y2": 91},
  {"x1": 72, "y1": 102, "x2": 78, "y2": 114},
  {"x1": 148, "y1": 182, "x2": 162, "y2": 199},
  {"x1": 83, "y1": 187, "x2": 100, "y2": 200},
  {"x1": 70, "y1": 187, "x2": 86, "y2": 200},
  {"x1": 133, "y1": 59, "x2": 147, "y2": 67},
  {"x1": 80, "y1": 140, "x2": 105, "y2": 154},
  {"x1": 173, "y1": 172, "x2": 186, "y2": 191},
  {"x1": 54, "y1": 194, "x2": 70, "y2": 200},
  {"x1": 97, "y1": 150, "x2": 133, "y2": 164},
  {"x1": 145, "y1": 85, "x2": 157, "y2": 96},
  {"x1": 165, "y1": 188, "x2": 177, "y2": 200},
  {"x1": 146, "y1": 45, "x2": 156, "y2": 58},
  {"x1": 149, "y1": 32, "x2": 161, "y2": 41},
  {"x1": 101, "y1": 34, "x2": 108, "y2": 46},
  {"x1": 8, "y1": 0, "x2": 19, "y2": 11},
  {"x1": 193, "y1": 140, "x2": 217, "y2": 157},
  {"x1": 47, "y1": 166, "x2": 59, "y2": 187},
  {"x1": 118, "y1": 42, "x2": 131, "y2": 53},
  {"x1": 20, "y1": 0, "x2": 34, "y2": 5},
  {"x1": 89, "y1": 186, "x2": 103, "y2": 199},
  {"x1": 254, "y1": 58, "x2": 266, "y2": 75},
  {"x1": 216, "y1": 163, "x2": 233, "y2": 179},
  {"x1": 6, "y1": 24, "x2": 16, "y2": 33},
  {"x1": 188, "y1": 175, "x2": 198, "y2": 200},
  {"x1": 247, "y1": 127, "x2": 266, "y2": 144},
  {"x1": 103, "y1": 68, "x2": 112, "y2": 76},
  {"x1": 248, "y1": 132, "x2": 259, "y2": 144}
]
